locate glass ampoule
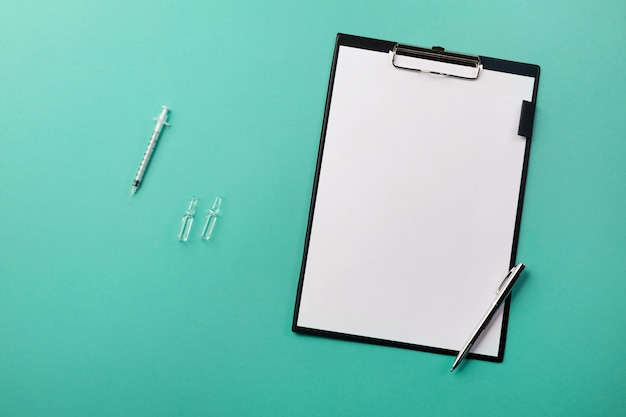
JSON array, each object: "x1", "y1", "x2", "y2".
[
  {"x1": 200, "y1": 195, "x2": 222, "y2": 241},
  {"x1": 178, "y1": 196, "x2": 197, "y2": 242}
]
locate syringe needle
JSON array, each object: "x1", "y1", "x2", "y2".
[{"x1": 131, "y1": 106, "x2": 170, "y2": 196}]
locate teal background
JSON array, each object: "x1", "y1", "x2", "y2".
[{"x1": 1, "y1": 0, "x2": 625, "y2": 416}]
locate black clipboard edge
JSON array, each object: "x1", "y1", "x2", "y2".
[
  {"x1": 326, "y1": 33, "x2": 542, "y2": 80},
  {"x1": 501, "y1": 60, "x2": 540, "y2": 363},
  {"x1": 293, "y1": 33, "x2": 541, "y2": 364},
  {"x1": 336, "y1": 33, "x2": 394, "y2": 53},
  {"x1": 291, "y1": 34, "x2": 343, "y2": 338},
  {"x1": 293, "y1": 325, "x2": 503, "y2": 364}
]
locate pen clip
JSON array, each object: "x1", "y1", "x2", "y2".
[{"x1": 497, "y1": 264, "x2": 523, "y2": 294}]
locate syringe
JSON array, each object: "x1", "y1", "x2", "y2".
[{"x1": 131, "y1": 106, "x2": 170, "y2": 196}]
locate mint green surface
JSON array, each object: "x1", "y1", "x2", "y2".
[{"x1": 1, "y1": 1, "x2": 625, "y2": 416}]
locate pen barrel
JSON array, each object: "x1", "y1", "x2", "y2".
[{"x1": 451, "y1": 264, "x2": 525, "y2": 370}]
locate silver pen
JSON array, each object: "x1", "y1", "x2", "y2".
[
  {"x1": 131, "y1": 106, "x2": 170, "y2": 196},
  {"x1": 450, "y1": 263, "x2": 525, "y2": 372}
]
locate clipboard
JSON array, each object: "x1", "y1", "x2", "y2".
[{"x1": 292, "y1": 34, "x2": 540, "y2": 362}]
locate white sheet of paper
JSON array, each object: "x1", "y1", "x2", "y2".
[{"x1": 296, "y1": 45, "x2": 535, "y2": 357}]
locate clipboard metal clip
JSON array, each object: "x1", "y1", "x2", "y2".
[{"x1": 391, "y1": 44, "x2": 482, "y2": 80}]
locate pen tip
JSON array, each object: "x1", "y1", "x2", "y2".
[
  {"x1": 450, "y1": 357, "x2": 461, "y2": 372},
  {"x1": 130, "y1": 186, "x2": 137, "y2": 197}
]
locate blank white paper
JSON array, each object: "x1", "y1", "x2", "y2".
[{"x1": 297, "y1": 45, "x2": 535, "y2": 357}]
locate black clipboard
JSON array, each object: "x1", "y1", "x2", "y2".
[{"x1": 293, "y1": 34, "x2": 540, "y2": 362}]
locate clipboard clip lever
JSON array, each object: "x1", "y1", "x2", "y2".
[{"x1": 391, "y1": 44, "x2": 482, "y2": 80}]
